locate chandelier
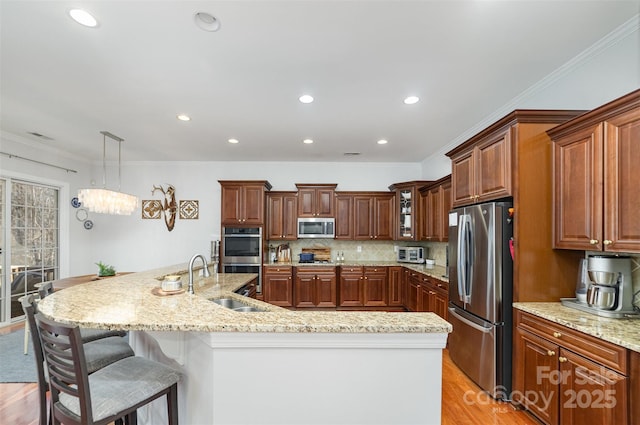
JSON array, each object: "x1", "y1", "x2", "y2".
[{"x1": 78, "y1": 131, "x2": 138, "y2": 215}]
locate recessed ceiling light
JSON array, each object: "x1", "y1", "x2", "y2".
[
  {"x1": 299, "y1": 95, "x2": 314, "y2": 104},
  {"x1": 177, "y1": 114, "x2": 191, "y2": 121},
  {"x1": 194, "y1": 12, "x2": 221, "y2": 32},
  {"x1": 303, "y1": 139, "x2": 314, "y2": 144},
  {"x1": 404, "y1": 96, "x2": 420, "y2": 105},
  {"x1": 228, "y1": 138, "x2": 239, "y2": 144},
  {"x1": 377, "y1": 139, "x2": 388, "y2": 145},
  {"x1": 69, "y1": 9, "x2": 98, "y2": 27}
]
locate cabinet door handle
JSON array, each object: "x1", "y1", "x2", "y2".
[
  {"x1": 547, "y1": 350, "x2": 556, "y2": 356},
  {"x1": 558, "y1": 356, "x2": 567, "y2": 363},
  {"x1": 589, "y1": 239, "x2": 599, "y2": 245},
  {"x1": 603, "y1": 240, "x2": 612, "y2": 245},
  {"x1": 553, "y1": 332, "x2": 562, "y2": 338}
]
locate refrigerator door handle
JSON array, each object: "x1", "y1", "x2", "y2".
[
  {"x1": 457, "y1": 214, "x2": 472, "y2": 304},
  {"x1": 448, "y1": 307, "x2": 492, "y2": 333},
  {"x1": 456, "y1": 214, "x2": 466, "y2": 303}
]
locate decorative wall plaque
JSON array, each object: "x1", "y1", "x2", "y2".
[
  {"x1": 142, "y1": 200, "x2": 162, "y2": 219},
  {"x1": 179, "y1": 200, "x2": 199, "y2": 219}
]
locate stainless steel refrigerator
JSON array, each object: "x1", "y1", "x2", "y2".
[{"x1": 447, "y1": 200, "x2": 513, "y2": 400}]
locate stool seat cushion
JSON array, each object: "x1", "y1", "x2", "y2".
[
  {"x1": 84, "y1": 337, "x2": 135, "y2": 374},
  {"x1": 58, "y1": 356, "x2": 180, "y2": 422}
]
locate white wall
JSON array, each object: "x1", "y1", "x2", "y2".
[
  {"x1": 83, "y1": 161, "x2": 422, "y2": 274},
  {"x1": 420, "y1": 15, "x2": 640, "y2": 179}
]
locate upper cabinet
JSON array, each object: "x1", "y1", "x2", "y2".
[
  {"x1": 266, "y1": 191, "x2": 298, "y2": 240},
  {"x1": 418, "y1": 175, "x2": 452, "y2": 242},
  {"x1": 295, "y1": 184, "x2": 337, "y2": 217},
  {"x1": 353, "y1": 192, "x2": 395, "y2": 240},
  {"x1": 549, "y1": 89, "x2": 640, "y2": 253},
  {"x1": 219, "y1": 180, "x2": 272, "y2": 225},
  {"x1": 334, "y1": 193, "x2": 354, "y2": 240},
  {"x1": 388, "y1": 181, "x2": 432, "y2": 240},
  {"x1": 448, "y1": 128, "x2": 512, "y2": 207}
]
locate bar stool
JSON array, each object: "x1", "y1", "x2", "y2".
[
  {"x1": 22, "y1": 295, "x2": 135, "y2": 425},
  {"x1": 35, "y1": 312, "x2": 180, "y2": 425}
]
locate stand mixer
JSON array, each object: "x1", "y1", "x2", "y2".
[{"x1": 562, "y1": 255, "x2": 638, "y2": 318}]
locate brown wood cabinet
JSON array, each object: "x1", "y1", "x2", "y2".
[
  {"x1": 263, "y1": 265, "x2": 293, "y2": 307},
  {"x1": 266, "y1": 192, "x2": 297, "y2": 240},
  {"x1": 388, "y1": 266, "x2": 404, "y2": 307},
  {"x1": 448, "y1": 110, "x2": 585, "y2": 303},
  {"x1": 219, "y1": 180, "x2": 272, "y2": 225},
  {"x1": 353, "y1": 192, "x2": 395, "y2": 240},
  {"x1": 448, "y1": 128, "x2": 512, "y2": 207},
  {"x1": 388, "y1": 181, "x2": 432, "y2": 240},
  {"x1": 295, "y1": 184, "x2": 337, "y2": 217},
  {"x1": 404, "y1": 270, "x2": 448, "y2": 319},
  {"x1": 338, "y1": 266, "x2": 388, "y2": 308},
  {"x1": 550, "y1": 89, "x2": 640, "y2": 253},
  {"x1": 418, "y1": 175, "x2": 452, "y2": 242},
  {"x1": 294, "y1": 266, "x2": 337, "y2": 308},
  {"x1": 338, "y1": 266, "x2": 364, "y2": 307},
  {"x1": 513, "y1": 310, "x2": 630, "y2": 425},
  {"x1": 334, "y1": 193, "x2": 354, "y2": 239}
]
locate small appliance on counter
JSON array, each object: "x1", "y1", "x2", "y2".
[
  {"x1": 397, "y1": 246, "x2": 425, "y2": 264},
  {"x1": 562, "y1": 255, "x2": 639, "y2": 318}
]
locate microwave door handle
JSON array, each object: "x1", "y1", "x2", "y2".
[{"x1": 456, "y1": 215, "x2": 466, "y2": 304}]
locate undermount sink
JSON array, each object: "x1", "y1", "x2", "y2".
[{"x1": 211, "y1": 298, "x2": 265, "y2": 312}]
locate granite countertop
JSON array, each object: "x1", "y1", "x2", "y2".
[
  {"x1": 37, "y1": 263, "x2": 452, "y2": 334},
  {"x1": 513, "y1": 302, "x2": 640, "y2": 353},
  {"x1": 267, "y1": 261, "x2": 449, "y2": 282}
]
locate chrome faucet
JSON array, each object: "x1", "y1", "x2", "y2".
[{"x1": 188, "y1": 254, "x2": 211, "y2": 294}]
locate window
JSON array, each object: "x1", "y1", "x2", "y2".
[{"x1": 0, "y1": 178, "x2": 59, "y2": 322}]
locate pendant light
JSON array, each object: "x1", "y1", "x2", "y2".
[{"x1": 78, "y1": 131, "x2": 138, "y2": 215}]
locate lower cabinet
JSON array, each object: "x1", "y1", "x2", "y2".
[
  {"x1": 338, "y1": 266, "x2": 388, "y2": 308},
  {"x1": 513, "y1": 310, "x2": 630, "y2": 425},
  {"x1": 387, "y1": 266, "x2": 403, "y2": 307},
  {"x1": 294, "y1": 267, "x2": 337, "y2": 308},
  {"x1": 405, "y1": 270, "x2": 448, "y2": 320},
  {"x1": 263, "y1": 266, "x2": 293, "y2": 308}
]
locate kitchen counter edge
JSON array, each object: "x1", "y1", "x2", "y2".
[{"x1": 513, "y1": 302, "x2": 640, "y2": 353}]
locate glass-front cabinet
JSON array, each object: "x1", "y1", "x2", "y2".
[{"x1": 388, "y1": 181, "x2": 432, "y2": 241}]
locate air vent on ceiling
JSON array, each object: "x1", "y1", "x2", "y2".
[
  {"x1": 343, "y1": 152, "x2": 361, "y2": 156},
  {"x1": 27, "y1": 132, "x2": 54, "y2": 141}
]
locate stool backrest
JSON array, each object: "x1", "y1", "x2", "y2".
[
  {"x1": 35, "y1": 312, "x2": 94, "y2": 424},
  {"x1": 21, "y1": 295, "x2": 48, "y2": 425},
  {"x1": 38, "y1": 281, "x2": 54, "y2": 298}
]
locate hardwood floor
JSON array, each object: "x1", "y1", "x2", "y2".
[{"x1": 1, "y1": 321, "x2": 539, "y2": 425}]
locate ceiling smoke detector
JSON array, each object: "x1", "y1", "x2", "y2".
[{"x1": 195, "y1": 12, "x2": 220, "y2": 32}]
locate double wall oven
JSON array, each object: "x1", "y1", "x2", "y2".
[{"x1": 221, "y1": 227, "x2": 262, "y2": 292}]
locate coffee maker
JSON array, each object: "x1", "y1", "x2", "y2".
[{"x1": 563, "y1": 255, "x2": 638, "y2": 318}]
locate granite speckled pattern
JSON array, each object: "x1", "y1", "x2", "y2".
[
  {"x1": 37, "y1": 263, "x2": 452, "y2": 334},
  {"x1": 513, "y1": 302, "x2": 640, "y2": 353}
]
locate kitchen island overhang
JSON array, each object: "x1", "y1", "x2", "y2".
[{"x1": 37, "y1": 264, "x2": 452, "y2": 425}]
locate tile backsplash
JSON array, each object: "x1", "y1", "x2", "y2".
[{"x1": 267, "y1": 239, "x2": 449, "y2": 265}]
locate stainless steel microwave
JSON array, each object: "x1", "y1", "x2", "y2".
[
  {"x1": 297, "y1": 217, "x2": 335, "y2": 239},
  {"x1": 397, "y1": 246, "x2": 425, "y2": 264}
]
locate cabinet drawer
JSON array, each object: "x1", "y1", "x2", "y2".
[
  {"x1": 264, "y1": 265, "x2": 292, "y2": 274},
  {"x1": 431, "y1": 277, "x2": 449, "y2": 292},
  {"x1": 516, "y1": 310, "x2": 628, "y2": 374}
]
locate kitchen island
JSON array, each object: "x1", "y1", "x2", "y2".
[{"x1": 37, "y1": 264, "x2": 452, "y2": 425}]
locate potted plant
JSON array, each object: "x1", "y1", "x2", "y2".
[{"x1": 96, "y1": 261, "x2": 116, "y2": 277}]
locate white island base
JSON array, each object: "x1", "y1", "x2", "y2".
[{"x1": 130, "y1": 330, "x2": 448, "y2": 425}]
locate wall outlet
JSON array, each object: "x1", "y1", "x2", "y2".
[
  {"x1": 357, "y1": 245, "x2": 362, "y2": 253},
  {"x1": 393, "y1": 245, "x2": 398, "y2": 252}
]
